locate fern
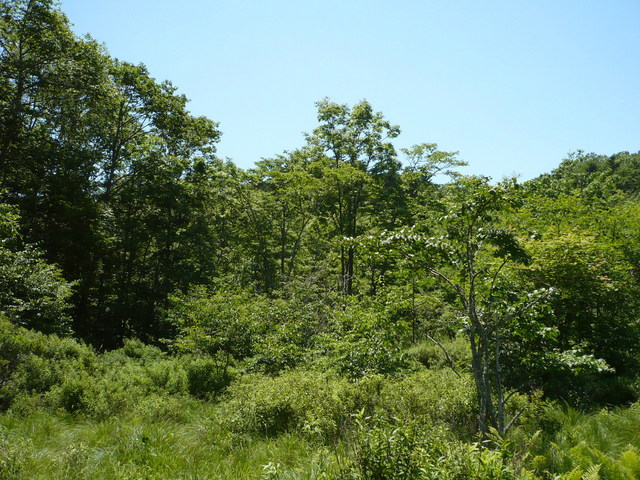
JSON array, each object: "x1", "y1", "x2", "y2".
[
  {"x1": 619, "y1": 449, "x2": 640, "y2": 476},
  {"x1": 561, "y1": 467, "x2": 583, "y2": 480},
  {"x1": 581, "y1": 464, "x2": 600, "y2": 480}
]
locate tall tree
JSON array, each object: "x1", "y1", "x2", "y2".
[
  {"x1": 0, "y1": 0, "x2": 223, "y2": 345},
  {"x1": 305, "y1": 99, "x2": 401, "y2": 294},
  {"x1": 252, "y1": 150, "x2": 320, "y2": 285},
  {"x1": 374, "y1": 177, "x2": 551, "y2": 436},
  {"x1": 87, "y1": 62, "x2": 221, "y2": 344}
]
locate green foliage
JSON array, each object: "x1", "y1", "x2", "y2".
[
  {"x1": 169, "y1": 289, "x2": 258, "y2": 360},
  {"x1": 333, "y1": 331, "x2": 407, "y2": 380},
  {"x1": 317, "y1": 297, "x2": 411, "y2": 379},
  {"x1": 132, "y1": 394, "x2": 196, "y2": 424},
  {"x1": 1, "y1": 317, "x2": 637, "y2": 480},
  {"x1": 220, "y1": 368, "x2": 477, "y2": 443},
  {"x1": 370, "y1": 176, "x2": 553, "y2": 435},
  {"x1": 0, "y1": 244, "x2": 73, "y2": 334},
  {"x1": 376, "y1": 369, "x2": 478, "y2": 439},
  {"x1": 3, "y1": 1, "x2": 640, "y2": 478},
  {"x1": 332, "y1": 415, "x2": 513, "y2": 480},
  {"x1": 406, "y1": 336, "x2": 472, "y2": 372},
  {"x1": 0, "y1": 204, "x2": 73, "y2": 335},
  {"x1": 0, "y1": 425, "x2": 29, "y2": 480},
  {"x1": 245, "y1": 295, "x2": 330, "y2": 375},
  {"x1": 304, "y1": 98, "x2": 402, "y2": 294},
  {"x1": 0, "y1": 316, "x2": 96, "y2": 410},
  {"x1": 220, "y1": 371, "x2": 355, "y2": 441},
  {"x1": 511, "y1": 403, "x2": 640, "y2": 479},
  {"x1": 183, "y1": 355, "x2": 236, "y2": 399},
  {"x1": 546, "y1": 151, "x2": 640, "y2": 196},
  {"x1": 0, "y1": 321, "x2": 238, "y2": 418},
  {"x1": 170, "y1": 289, "x2": 337, "y2": 377},
  {"x1": 1, "y1": 0, "x2": 224, "y2": 346},
  {"x1": 511, "y1": 232, "x2": 640, "y2": 405}
]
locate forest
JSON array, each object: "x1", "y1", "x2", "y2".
[{"x1": 2, "y1": 1, "x2": 640, "y2": 479}]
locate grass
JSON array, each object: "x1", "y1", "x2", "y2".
[
  {"x1": 4, "y1": 396, "x2": 640, "y2": 479},
  {"x1": 0, "y1": 401, "x2": 331, "y2": 480}
]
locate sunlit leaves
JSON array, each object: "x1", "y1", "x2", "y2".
[{"x1": 0, "y1": 204, "x2": 73, "y2": 334}]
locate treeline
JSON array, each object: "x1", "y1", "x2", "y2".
[
  {"x1": 0, "y1": 0, "x2": 459, "y2": 345},
  {"x1": 2, "y1": 0, "x2": 640, "y2": 427}
]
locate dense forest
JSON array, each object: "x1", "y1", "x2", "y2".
[{"x1": 2, "y1": 1, "x2": 640, "y2": 479}]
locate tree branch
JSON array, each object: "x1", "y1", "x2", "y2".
[
  {"x1": 425, "y1": 333, "x2": 462, "y2": 379},
  {"x1": 504, "y1": 404, "x2": 528, "y2": 434},
  {"x1": 497, "y1": 288, "x2": 554, "y2": 328},
  {"x1": 427, "y1": 267, "x2": 468, "y2": 310}
]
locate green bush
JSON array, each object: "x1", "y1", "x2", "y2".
[
  {"x1": 406, "y1": 336, "x2": 471, "y2": 372},
  {"x1": 168, "y1": 290, "x2": 258, "y2": 360},
  {"x1": 220, "y1": 368, "x2": 478, "y2": 443},
  {"x1": 0, "y1": 317, "x2": 96, "y2": 411},
  {"x1": 221, "y1": 370, "x2": 360, "y2": 440},
  {"x1": 132, "y1": 394, "x2": 193, "y2": 423},
  {"x1": 75, "y1": 351, "x2": 189, "y2": 418},
  {"x1": 332, "y1": 416, "x2": 513, "y2": 480},
  {"x1": 248, "y1": 323, "x2": 311, "y2": 375},
  {"x1": 118, "y1": 338, "x2": 165, "y2": 362},
  {"x1": 46, "y1": 372, "x2": 92, "y2": 413},
  {"x1": 372, "y1": 369, "x2": 477, "y2": 439},
  {"x1": 1, "y1": 324, "x2": 201, "y2": 417},
  {"x1": 0, "y1": 204, "x2": 74, "y2": 335},
  {"x1": 335, "y1": 333, "x2": 408, "y2": 379},
  {"x1": 183, "y1": 355, "x2": 236, "y2": 398}
]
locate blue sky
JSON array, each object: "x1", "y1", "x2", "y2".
[{"x1": 60, "y1": 0, "x2": 640, "y2": 180}]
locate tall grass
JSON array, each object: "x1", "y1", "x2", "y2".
[{"x1": 0, "y1": 405, "x2": 328, "y2": 479}]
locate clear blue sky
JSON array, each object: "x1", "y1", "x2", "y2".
[{"x1": 60, "y1": 0, "x2": 640, "y2": 180}]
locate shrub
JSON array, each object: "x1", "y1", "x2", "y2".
[
  {"x1": 119, "y1": 338, "x2": 165, "y2": 362},
  {"x1": 378, "y1": 369, "x2": 477, "y2": 439},
  {"x1": 76, "y1": 351, "x2": 190, "y2": 418},
  {"x1": 0, "y1": 323, "x2": 199, "y2": 417},
  {"x1": 168, "y1": 290, "x2": 258, "y2": 360},
  {"x1": 335, "y1": 333, "x2": 408, "y2": 380},
  {"x1": 220, "y1": 370, "x2": 358, "y2": 441},
  {"x1": 248, "y1": 322, "x2": 311, "y2": 375},
  {"x1": 183, "y1": 355, "x2": 236, "y2": 398},
  {"x1": 221, "y1": 368, "x2": 479, "y2": 443},
  {"x1": 0, "y1": 204, "x2": 74, "y2": 335},
  {"x1": 132, "y1": 394, "x2": 193, "y2": 423},
  {"x1": 1, "y1": 317, "x2": 240, "y2": 420},
  {"x1": 405, "y1": 335, "x2": 471, "y2": 372},
  {"x1": 332, "y1": 415, "x2": 513, "y2": 480},
  {"x1": 0, "y1": 317, "x2": 96, "y2": 411},
  {"x1": 45, "y1": 372, "x2": 92, "y2": 413}
]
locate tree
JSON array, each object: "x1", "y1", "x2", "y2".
[
  {"x1": 0, "y1": 0, "x2": 223, "y2": 345},
  {"x1": 305, "y1": 99, "x2": 401, "y2": 295},
  {"x1": 374, "y1": 176, "x2": 551, "y2": 436},
  {"x1": 0, "y1": 203, "x2": 73, "y2": 334},
  {"x1": 514, "y1": 231, "x2": 639, "y2": 404},
  {"x1": 252, "y1": 150, "x2": 320, "y2": 285}
]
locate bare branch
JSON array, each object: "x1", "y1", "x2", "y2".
[
  {"x1": 427, "y1": 267, "x2": 468, "y2": 310},
  {"x1": 425, "y1": 334, "x2": 462, "y2": 379},
  {"x1": 504, "y1": 404, "x2": 528, "y2": 434}
]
